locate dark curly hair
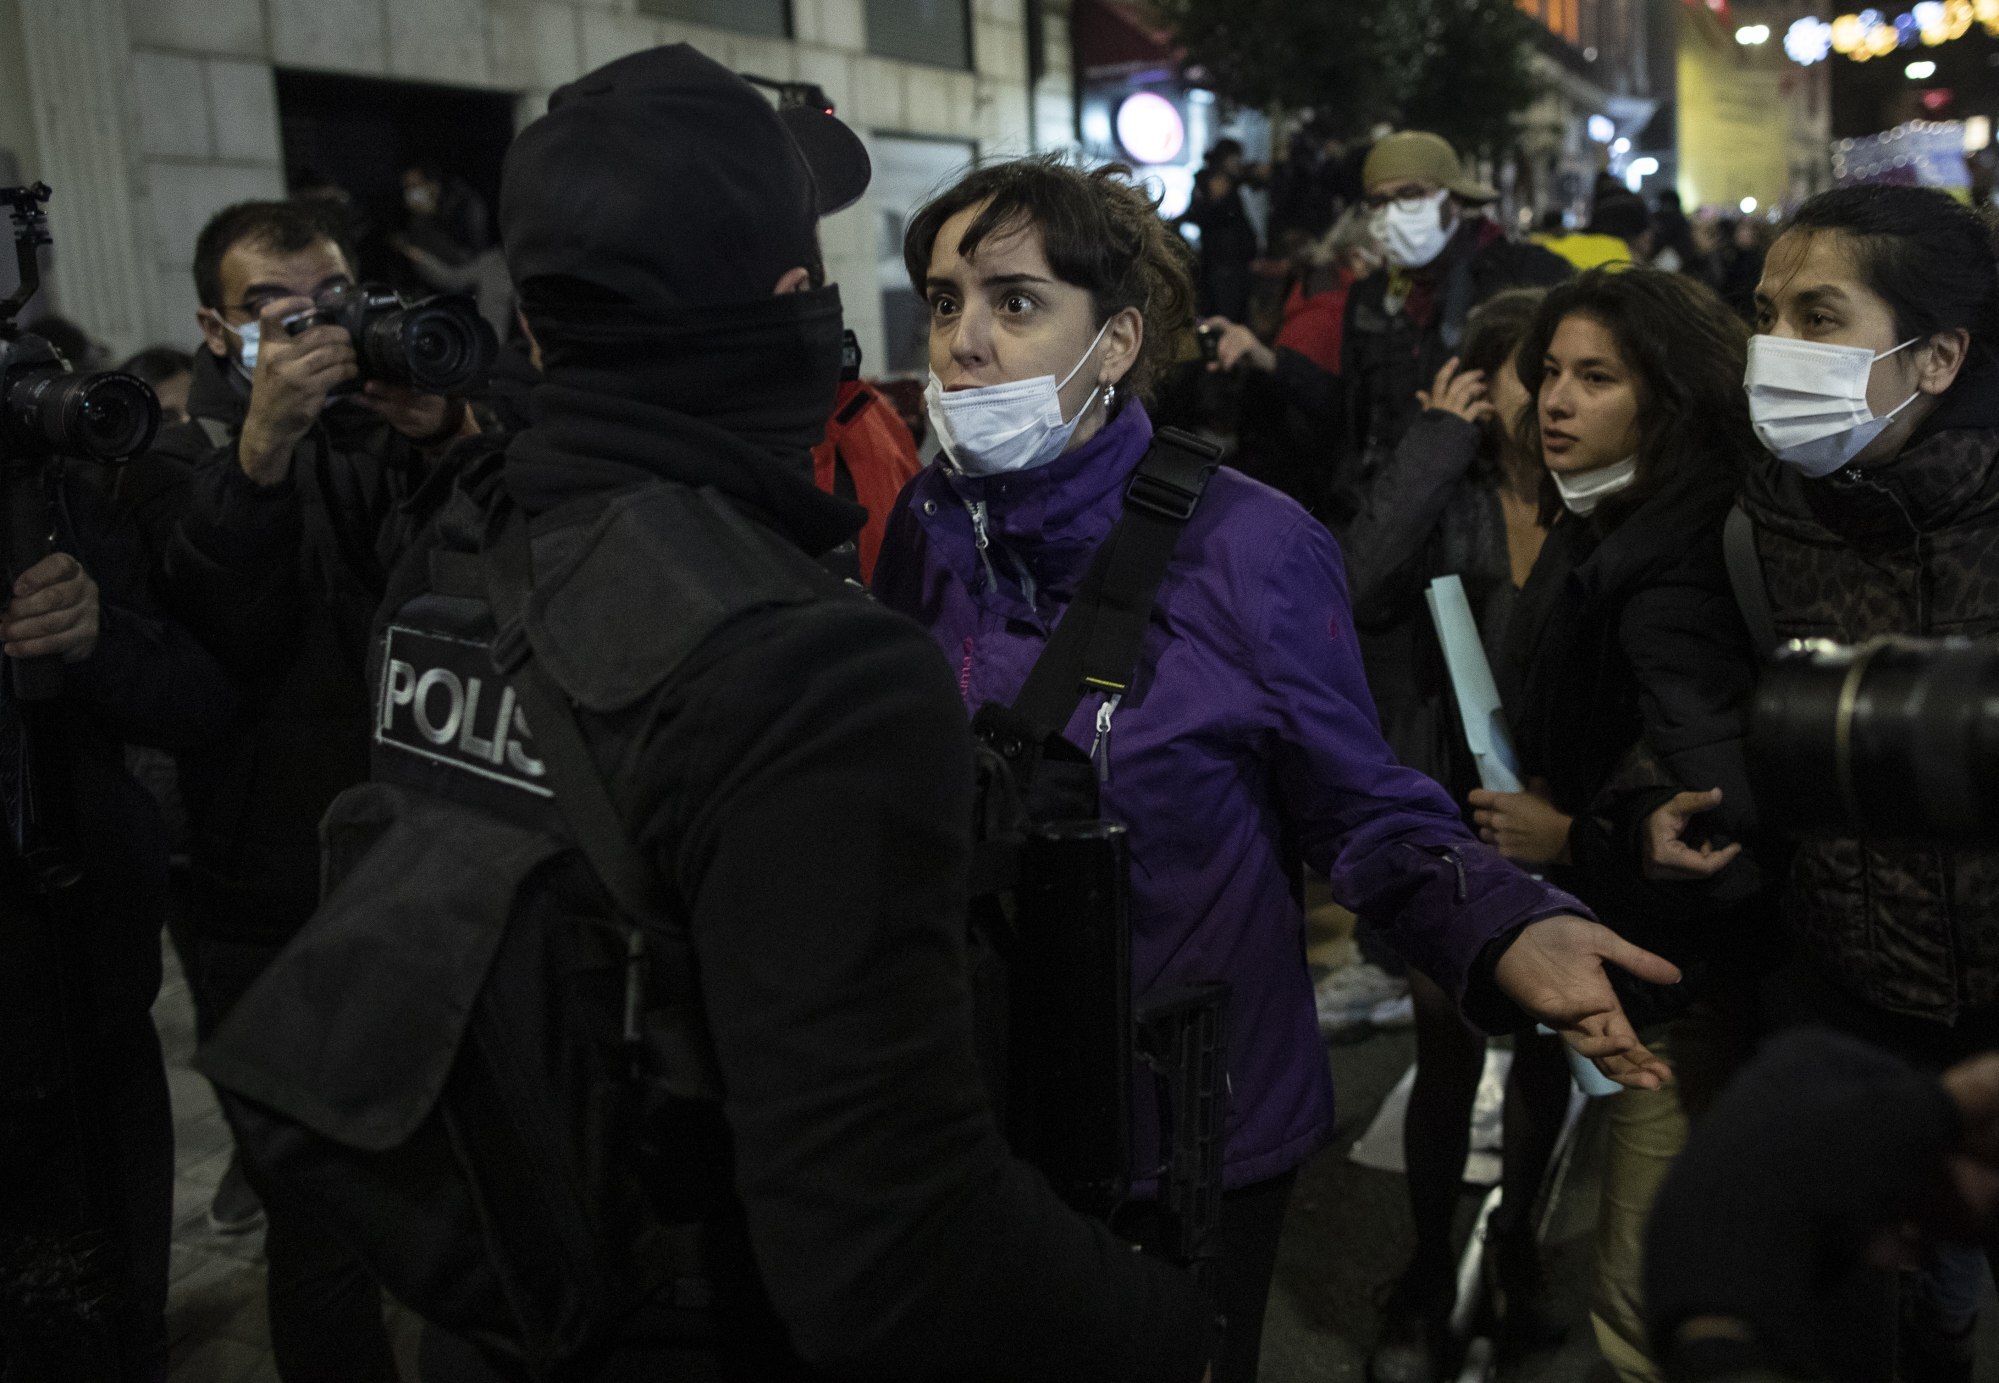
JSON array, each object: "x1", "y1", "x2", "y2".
[
  {"x1": 1513, "y1": 268, "x2": 1757, "y2": 526},
  {"x1": 901, "y1": 155, "x2": 1196, "y2": 401}
]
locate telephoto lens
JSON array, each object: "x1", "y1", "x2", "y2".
[
  {"x1": 1748, "y1": 637, "x2": 1999, "y2": 842},
  {"x1": 2, "y1": 362, "x2": 159, "y2": 463},
  {"x1": 352, "y1": 291, "x2": 497, "y2": 396}
]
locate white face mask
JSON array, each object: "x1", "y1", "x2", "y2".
[
  {"x1": 1552, "y1": 454, "x2": 1639, "y2": 516},
  {"x1": 1370, "y1": 189, "x2": 1453, "y2": 269},
  {"x1": 1744, "y1": 334, "x2": 1922, "y2": 478},
  {"x1": 231, "y1": 319, "x2": 261, "y2": 378},
  {"x1": 925, "y1": 318, "x2": 1112, "y2": 477}
]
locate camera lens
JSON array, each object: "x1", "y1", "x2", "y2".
[
  {"x1": 1749, "y1": 638, "x2": 1999, "y2": 842},
  {"x1": 74, "y1": 375, "x2": 158, "y2": 457},
  {"x1": 354, "y1": 294, "x2": 496, "y2": 396},
  {"x1": 2, "y1": 366, "x2": 160, "y2": 463}
]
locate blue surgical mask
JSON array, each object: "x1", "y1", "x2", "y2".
[
  {"x1": 923, "y1": 319, "x2": 1112, "y2": 477},
  {"x1": 232, "y1": 319, "x2": 262, "y2": 378}
]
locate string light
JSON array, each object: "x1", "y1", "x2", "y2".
[{"x1": 1817, "y1": 0, "x2": 1988, "y2": 63}]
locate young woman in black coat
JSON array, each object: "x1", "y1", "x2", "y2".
[
  {"x1": 1345, "y1": 290, "x2": 1579, "y2": 1383},
  {"x1": 1466, "y1": 269, "x2": 1771, "y2": 1381}
]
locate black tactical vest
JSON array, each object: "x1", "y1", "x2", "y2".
[{"x1": 199, "y1": 470, "x2": 831, "y2": 1379}]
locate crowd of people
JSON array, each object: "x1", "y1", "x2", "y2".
[{"x1": 2, "y1": 38, "x2": 1998, "y2": 1383}]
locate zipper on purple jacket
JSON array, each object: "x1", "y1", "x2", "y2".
[
  {"x1": 1090, "y1": 693, "x2": 1122, "y2": 783},
  {"x1": 964, "y1": 498, "x2": 1001, "y2": 591}
]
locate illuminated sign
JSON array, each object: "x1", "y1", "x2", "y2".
[{"x1": 1115, "y1": 92, "x2": 1186, "y2": 166}]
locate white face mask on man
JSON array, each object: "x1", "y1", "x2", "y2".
[
  {"x1": 1743, "y1": 334, "x2": 1923, "y2": 478},
  {"x1": 230, "y1": 319, "x2": 262, "y2": 379},
  {"x1": 924, "y1": 318, "x2": 1113, "y2": 477},
  {"x1": 1370, "y1": 189, "x2": 1454, "y2": 270}
]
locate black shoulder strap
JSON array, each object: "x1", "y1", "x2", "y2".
[
  {"x1": 1723, "y1": 503, "x2": 1779, "y2": 661},
  {"x1": 1011, "y1": 427, "x2": 1222, "y2": 736},
  {"x1": 479, "y1": 504, "x2": 719, "y2": 1098}
]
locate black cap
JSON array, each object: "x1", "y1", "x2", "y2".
[
  {"x1": 777, "y1": 104, "x2": 871, "y2": 216},
  {"x1": 501, "y1": 44, "x2": 868, "y2": 309}
]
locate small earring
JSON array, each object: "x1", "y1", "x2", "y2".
[{"x1": 1103, "y1": 380, "x2": 1117, "y2": 409}]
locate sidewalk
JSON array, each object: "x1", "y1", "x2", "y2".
[{"x1": 155, "y1": 935, "x2": 421, "y2": 1383}]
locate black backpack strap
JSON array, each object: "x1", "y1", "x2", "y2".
[
  {"x1": 1010, "y1": 426, "x2": 1223, "y2": 736},
  {"x1": 479, "y1": 504, "x2": 720, "y2": 1099},
  {"x1": 1723, "y1": 503, "x2": 1779, "y2": 662}
]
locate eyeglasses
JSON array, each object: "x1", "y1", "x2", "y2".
[
  {"x1": 1363, "y1": 187, "x2": 1444, "y2": 211},
  {"x1": 214, "y1": 279, "x2": 357, "y2": 320}
]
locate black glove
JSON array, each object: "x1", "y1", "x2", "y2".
[{"x1": 1642, "y1": 1027, "x2": 1959, "y2": 1379}]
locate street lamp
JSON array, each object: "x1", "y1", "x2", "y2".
[
  {"x1": 1906, "y1": 58, "x2": 1938, "y2": 77},
  {"x1": 1625, "y1": 156, "x2": 1660, "y2": 192}
]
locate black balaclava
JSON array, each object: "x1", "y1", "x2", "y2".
[{"x1": 498, "y1": 44, "x2": 857, "y2": 553}]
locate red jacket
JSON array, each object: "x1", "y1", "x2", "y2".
[
  {"x1": 812, "y1": 379, "x2": 923, "y2": 582},
  {"x1": 1273, "y1": 267, "x2": 1358, "y2": 375}
]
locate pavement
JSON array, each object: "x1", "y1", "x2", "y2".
[{"x1": 1263, "y1": 1023, "x2": 1614, "y2": 1383}]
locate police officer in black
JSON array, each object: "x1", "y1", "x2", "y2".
[{"x1": 200, "y1": 44, "x2": 1216, "y2": 1383}]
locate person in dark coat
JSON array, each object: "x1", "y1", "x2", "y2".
[
  {"x1": 1341, "y1": 288, "x2": 1576, "y2": 1380},
  {"x1": 1338, "y1": 133, "x2": 1572, "y2": 532},
  {"x1": 1182, "y1": 138, "x2": 1262, "y2": 323},
  {"x1": 207, "y1": 46, "x2": 1229, "y2": 1383},
  {"x1": 1727, "y1": 183, "x2": 1999, "y2": 1380},
  {"x1": 0, "y1": 476, "x2": 238, "y2": 1380},
  {"x1": 117, "y1": 196, "x2": 478, "y2": 1383},
  {"x1": 1471, "y1": 270, "x2": 1772, "y2": 1383},
  {"x1": 1203, "y1": 205, "x2": 1382, "y2": 517}
]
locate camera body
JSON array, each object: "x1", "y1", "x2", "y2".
[
  {"x1": 0, "y1": 186, "x2": 158, "y2": 469},
  {"x1": 0, "y1": 183, "x2": 163, "y2": 702},
  {"x1": 280, "y1": 282, "x2": 496, "y2": 397},
  {"x1": 1195, "y1": 322, "x2": 1221, "y2": 364}
]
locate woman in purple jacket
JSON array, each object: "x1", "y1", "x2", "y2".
[{"x1": 872, "y1": 157, "x2": 1676, "y2": 1383}]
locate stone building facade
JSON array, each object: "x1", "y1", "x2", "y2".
[{"x1": 0, "y1": 0, "x2": 1077, "y2": 371}]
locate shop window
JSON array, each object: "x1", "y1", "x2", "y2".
[
  {"x1": 866, "y1": 0, "x2": 974, "y2": 70},
  {"x1": 639, "y1": 0, "x2": 789, "y2": 37}
]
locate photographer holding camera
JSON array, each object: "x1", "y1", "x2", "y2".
[
  {"x1": 0, "y1": 186, "x2": 240, "y2": 1380},
  {"x1": 119, "y1": 199, "x2": 481, "y2": 1383}
]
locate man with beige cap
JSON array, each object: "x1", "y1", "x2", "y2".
[{"x1": 1340, "y1": 130, "x2": 1570, "y2": 499}]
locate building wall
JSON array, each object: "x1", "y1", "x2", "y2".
[
  {"x1": 1675, "y1": 0, "x2": 1797, "y2": 210},
  {"x1": 4, "y1": 0, "x2": 1071, "y2": 368}
]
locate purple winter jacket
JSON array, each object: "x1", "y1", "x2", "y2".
[{"x1": 874, "y1": 402, "x2": 1592, "y2": 1190}]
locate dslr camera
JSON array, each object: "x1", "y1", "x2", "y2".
[
  {"x1": 1, "y1": 183, "x2": 160, "y2": 700},
  {"x1": 280, "y1": 282, "x2": 496, "y2": 397},
  {"x1": 1, "y1": 185, "x2": 158, "y2": 468},
  {"x1": 1749, "y1": 636, "x2": 1999, "y2": 842}
]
